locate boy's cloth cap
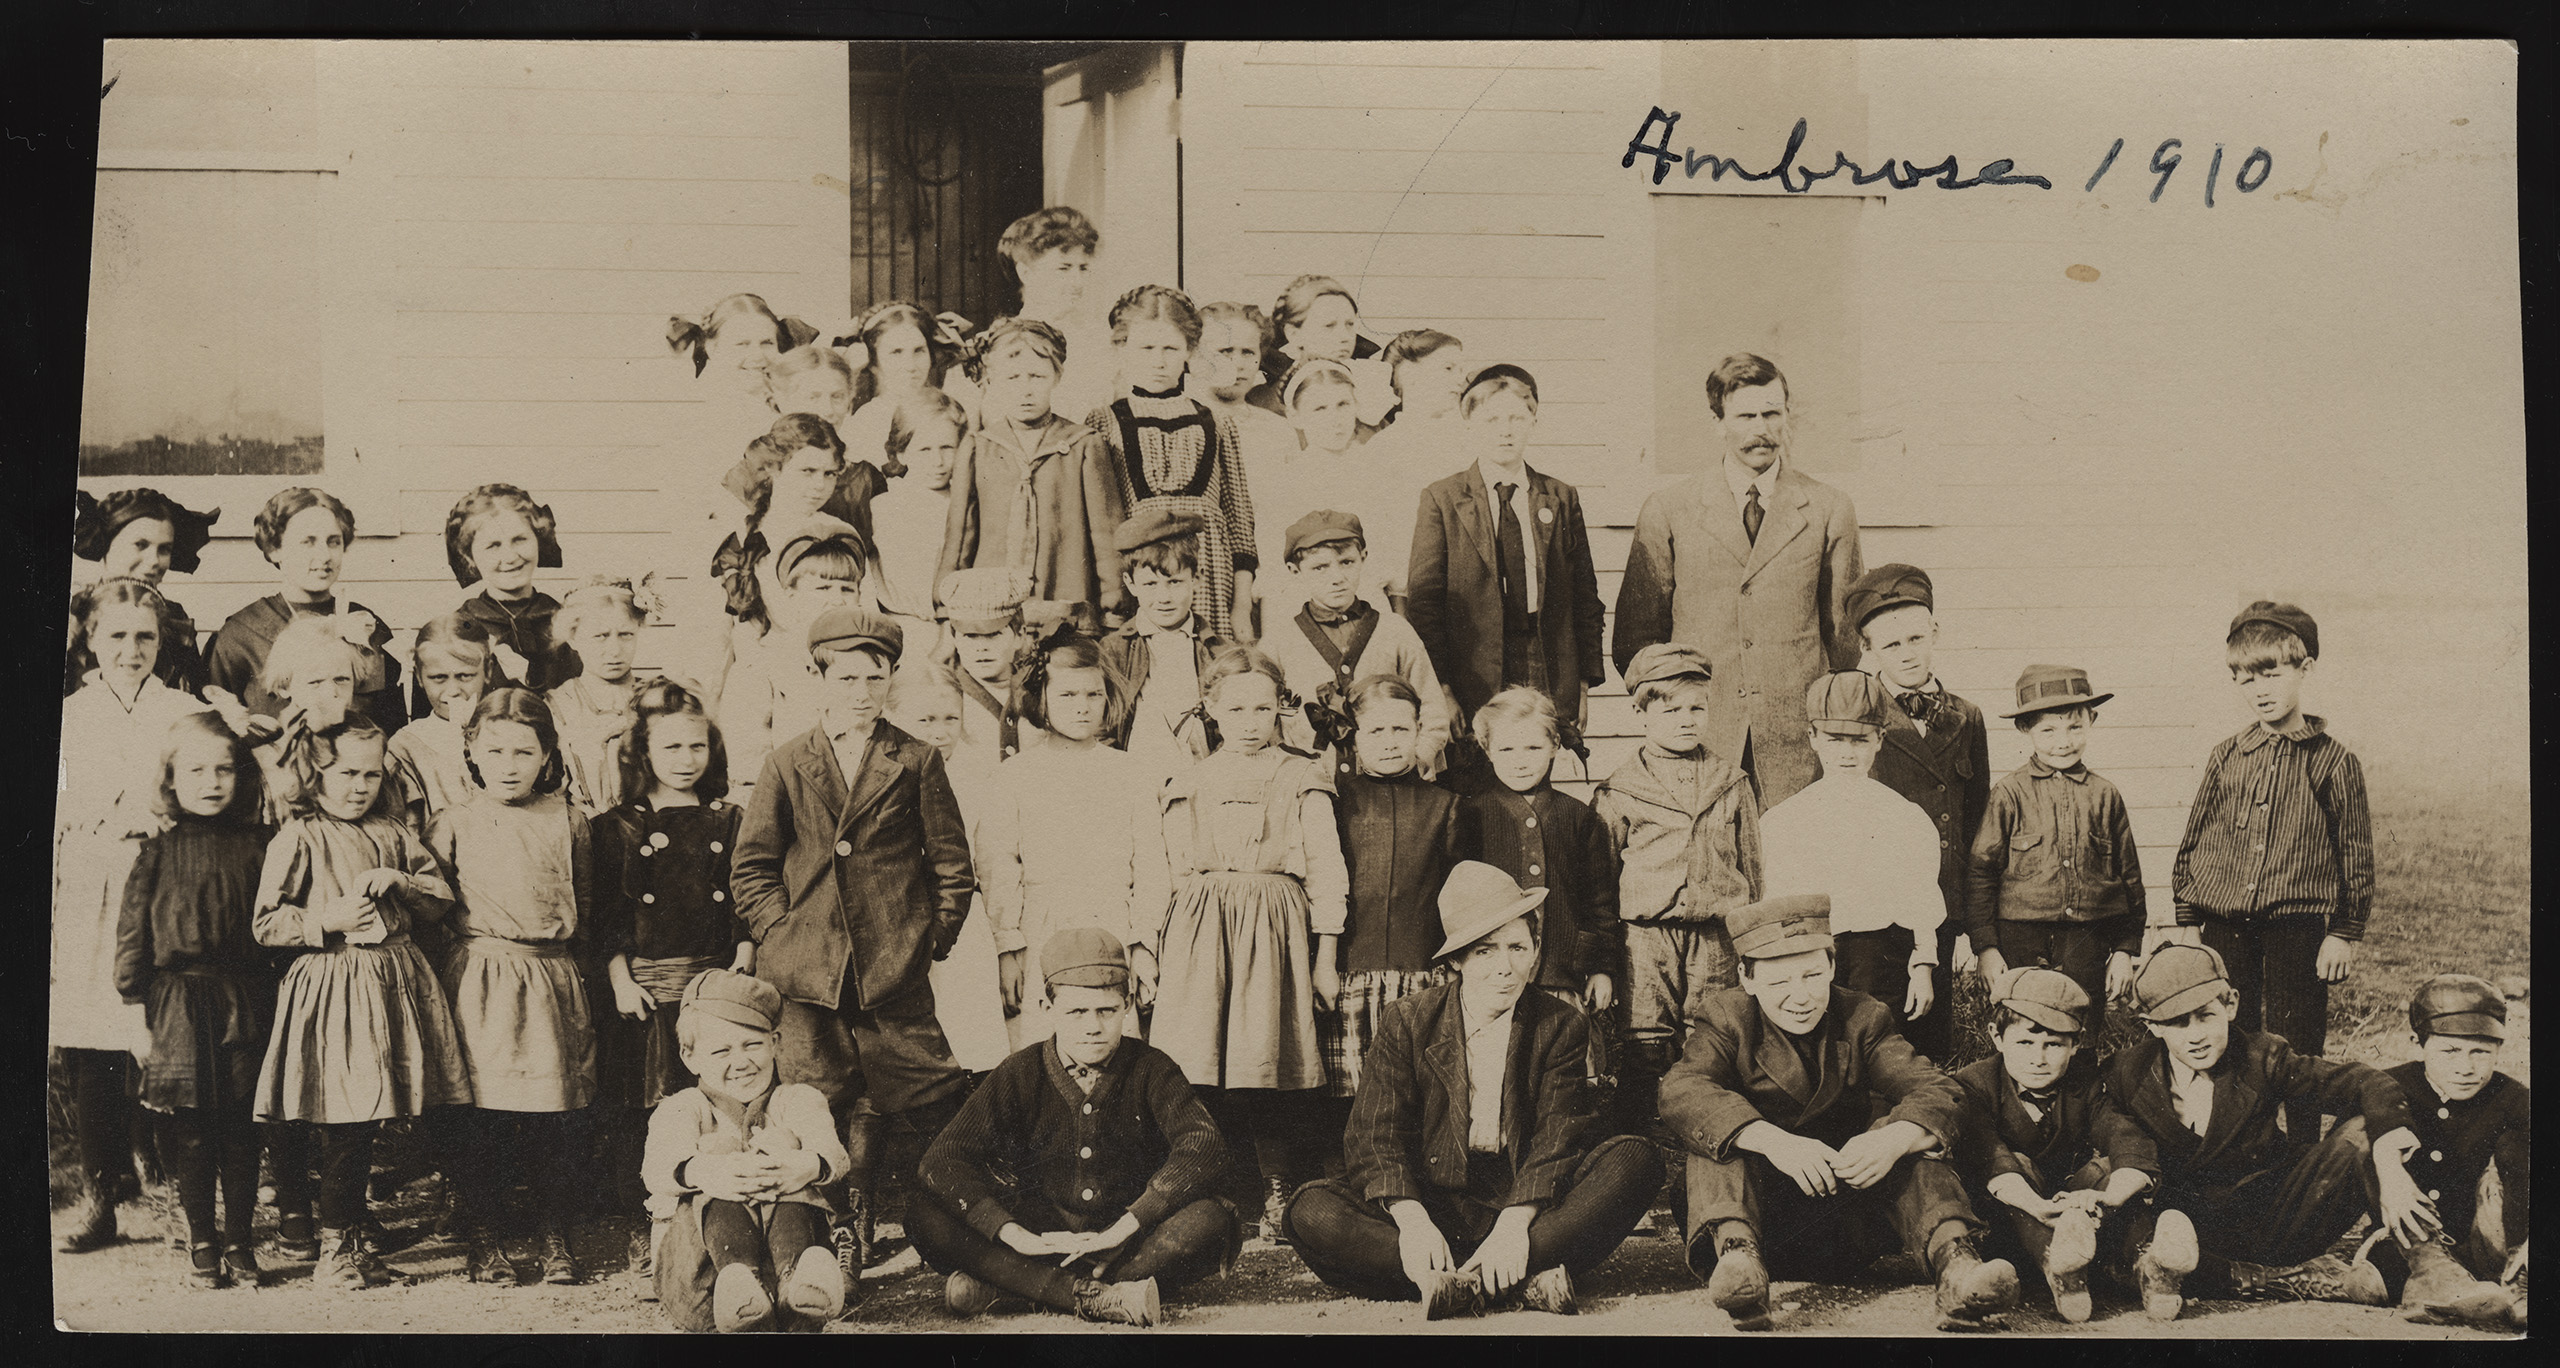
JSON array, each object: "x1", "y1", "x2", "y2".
[
  {"x1": 2132, "y1": 944, "x2": 2231, "y2": 1022},
  {"x1": 1284, "y1": 509, "x2": 1366, "y2": 563},
  {"x1": 1845, "y1": 563, "x2": 1934, "y2": 630},
  {"x1": 2228, "y1": 601, "x2": 2320, "y2": 660},
  {"x1": 2000, "y1": 664, "x2": 2114, "y2": 719},
  {"x1": 937, "y1": 567, "x2": 1033, "y2": 628},
  {"x1": 1462, "y1": 363, "x2": 1539, "y2": 406},
  {"x1": 1432, "y1": 861, "x2": 1552, "y2": 962},
  {"x1": 807, "y1": 606, "x2": 903, "y2": 661},
  {"x1": 1623, "y1": 642, "x2": 1713, "y2": 691},
  {"x1": 1115, "y1": 507, "x2": 1207, "y2": 555},
  {"x1": 680, "y1": 968, "x2": 783, "y2": 1034},
  {"x1": 1805, "y1": 670, "x2": 1894, "y2": 729},
  {"x1": 2409, "y1": 973, "x2": 2506, "y2": 1041},
  {"x1": 1042, "y1": 927, "x2": 1130, "y2": 990},
  {"x1": 1729, "y1": 894, "x2": 1834, "y2": 960},
  {"x1": 1998, "y1": 967, "x2": 2092, "y2": 1034},
  {"x1": 773, "y1": 514, "x2": 869, "y2": 587}
]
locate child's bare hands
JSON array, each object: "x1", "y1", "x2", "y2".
[
  {"x1": 1131, "y1": 945, "x2": 1160, "y2": 1010},
  {"x1": 2104, "y1": 951, "x2": 2135, "y2": 1003},
  {"x1": 997, "y1": 950, "x2": 1026, "y2": 1014},
  {"x1": 1973, "y1": 947, "x2": 2010, "y2": 989},
  {"x1": 1311, "y1": 961, "x2": 1341, "y2": 1012},
  {"x1": 611, "y1": 977, "x2": 652, "y2": 1021},
  {"x1": 2315, "y1": 935, "x2": 2355, "y2": 983},
  {"x1": 316, "y1": 895, "x2": 374, "y2": 936},
  {"x1": 357, "y1": 867, "x2": 409, "y2": 900},
  {"x1": 1903, "y1": 965, "x2": 1935, "y2": 1020},
  {"x1": 1585, "y1": 973, "x2": 1616, "y2": 1015},
  {"x1": 1949, "y1": 934, "x2": 1978, "y2": 978},
  {"x1": 686, "y1": 1152, "x2": 764, "y2": 1204},
  {"x1": 766, "y1": 1149, "x2": 823, "y2": 1196},
  {"x1": 729, "y1": 943, "x2": 755, "y2": 975}
]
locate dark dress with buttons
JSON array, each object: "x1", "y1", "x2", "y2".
[
  {"x1": 2386, "y1": 1060, "x2": 2529, "y2": 1264},
  {"x1": 111, "y1": 817, "x2": 281, "y2": 1113},
  {"x1": 1455, "y1": 784, "x2": 1625, "y2": 991},
  {"x1": 590, "y1": 799, "x2": 747, "y2": 1108}
]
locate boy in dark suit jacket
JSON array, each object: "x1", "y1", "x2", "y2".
[
  {"x1": 1949, "y1": 969, "x2": 2156, "y2": 1322},
  {"x1": 731, "y1": 605, "x2": 977, "y2": 1295},
  {"x1": 2102, "y1": 944, "x2": 2433, "y2": 1318},
  {"x1": 1404, "y1": 365, "x2": 1605, "y2": 758},
  {"x1": 911, "y1": 928, "x2": 1235, "y2": 1328},
  {"x1": 1845, "y1": 564, "x2": 1986, "y2": 1060},
  {"x1": 1657, "y1": 894, "x2": 2020, "y2": 1333},
  {"x1": 2370, "y1": 974, "x2": 2525, "y2": 1328}
]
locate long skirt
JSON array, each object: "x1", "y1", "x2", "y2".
[
  {"x1": 1153, "y1": 872, "x2": 1323, "y2": 1091},
  {"x1": 50, "y1": 828, "x2": 152, "y2": 1055},
  {"x1": 443, "y1": 936, "x2": 596, "y2": 1113},
  {"x1": 257, "y1": 938, "x2": 473, "y2": 1124},
  {"x1": 140, "y1": 967, "x2": 274, "y2": 1114}
]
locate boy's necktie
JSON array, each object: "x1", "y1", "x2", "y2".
[
  {"x1": 1743, "y1": 485, "x2": 1765, "y2": 545},
  {"x1": 1494, "y1": 482, "x2": 1531, "y2": 627}
]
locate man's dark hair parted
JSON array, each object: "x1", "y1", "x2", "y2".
[{"x1": 1705, "y1": 352, "x2": 1788, "y2": 419}]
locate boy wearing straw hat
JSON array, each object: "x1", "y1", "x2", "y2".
[
  {"x1": 1948, "y1": 969, "x2": 2157, "y2": 1322},
  {"x1": 1287, "y1": 862, "x2": 1664, "y2": 1320},
  {"x1": 1659, "y1": 894, "x2": 2020, "y2": 1333},
  {"x1": 2101, "y1": 944, "x2": 2433, "y2": 1317},
  {"x1": 1965, "y1": 665, "x2": 2147, "y2": 1033},
  {"x1": 910, "y1": 927, "x2": 1234, "y2": 1328}
]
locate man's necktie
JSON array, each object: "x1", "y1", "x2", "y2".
[
  {"x1": 1494, "y1": 482, "x2": 1530, "y2": 627},
  {"x1": 1743, "y1": 485, "x2": 1765, "y2": 545}
]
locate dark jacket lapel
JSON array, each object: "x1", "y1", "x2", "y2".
[
  {"x1": 1753, "y1": 1009, "x2": 1816, "y2": 1109},
  {"x1": 1692, "y1": 472, "x2": 1754, "y2": 568},
  {"x1": 1451, "y1": 472, "x2": 1499, "y2": 577},
  {"x1": 1740, "y1": 472, "x2": 1813, "y2": 584},
  {"x1": 1881, "y1": 708, "x2": 1962, "y2": 784},
  {"x1": 2196, "y1": 1053, "x2": 2264, "y2": 1166},
  {"x1": 1422, "y1": 993, "x2": 1471, "y2": 1158},
  {"x1": 791, "y1": 729, "x2": 850, "y2": 833},
  {"x1": 838, "y1": 726, "x2": 909, "y2": 837}
]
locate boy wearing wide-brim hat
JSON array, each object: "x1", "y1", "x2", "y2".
[
  {"x1": 1657, "y1": 894, "x2": 2020, "y2": 1333},
  {"x1": 1964, "y1": 665, "x2": 2146, "y2": 1034},
  {"x1": 910, "y1": 928, "x2": 1235, "y2": 1328},
  {"x1": 2367, "y1": 974, "x2": 2527, "y2": 1328},
  {"x1": 2099, "y1": 945, "x2": 2433, "y2": 1318},
  {"x1": 1844, "y1": 564, "x2": 1990, "y2": 1038},
  {"x1": 1287, "y1": 862, "x2": 1664, "y2": 1320},
  {"x1": 1947, "y1": 969, "x2": 2158, "y2": 1322},
  {"x1": 1758, "y1": 669, "x2": 1950, "y2": 1056}
]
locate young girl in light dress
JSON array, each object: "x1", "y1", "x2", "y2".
[
  {"x1": 1152, "y1": 646, "x2": 1347, "y2": 1242},
  {"x1": 979, "y1": 631, "x2": 1170, "y2": 1049},
  {"x1": 54, "y1": 578, "x2": 213, "y2": 1255},
  {"x1": 113, "y1": 712, "x2": 276, "y2": 1287},
  {"x1": 252, "y1": 711, "x2": 470, "y2": 1291},
  {"x1": 387, "y1": 612, "x2": 501, "y2": 830},
  {"x1": 427, "y1": 687, "x2": 598, "y2": 1287},
  {"x1": 869, "y1": 388, "x2": 970, "y2": 631},
  {"x1": 547, "y1": 576, "x2": 660, "y2": 812}
]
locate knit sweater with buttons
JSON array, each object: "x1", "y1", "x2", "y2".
[{"x1": 917, "y1": 1035, "x2": 1226, "y2": 1238}]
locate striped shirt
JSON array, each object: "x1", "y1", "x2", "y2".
[{"x1": 2171, "y1": 717, "x2": 2375, "y2": 940}]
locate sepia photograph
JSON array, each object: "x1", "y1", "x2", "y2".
[{"x1": 43, "y1": 34, "x2": 2527, "y2": 1338}]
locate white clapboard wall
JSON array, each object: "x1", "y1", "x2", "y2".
[{"x1": 90, "y1": 39, "x2": 852, "y2": 679}]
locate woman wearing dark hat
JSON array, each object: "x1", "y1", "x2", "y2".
[
  {"x1": 1285, "y1": 861, "x2": 1663, "y2": 1319},
  {"x1": 69, "y1": 488, "x2": 220, "y2": 696}
]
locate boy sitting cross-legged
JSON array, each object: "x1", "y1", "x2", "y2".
[
  {"x1": 642, "y1": 969, "x2": 851, "y2": 1332},
  {"x1": 910, "y1": 927, "x2": 1239, "y2": 1327},
  {"x1": 1948, "y1": 969, "x2": 2157, "y2": 1323},
  {"x1": 2366, "y1": 973, "x2": 2527, "y2": 1329}
]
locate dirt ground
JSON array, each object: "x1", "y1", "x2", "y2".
[{"x1": 54, "y1": 1001, "x2": 2528, "y2": 1339}]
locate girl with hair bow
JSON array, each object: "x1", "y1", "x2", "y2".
[{"x1": 69, "y1": 487, "x2": 220, "y2": 696}]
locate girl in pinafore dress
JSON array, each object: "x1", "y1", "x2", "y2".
[
  {"x1": 591, "y1": 682, "x2": 751, "y2": 1277},
  {"x1": 981, "y1": 630, "x2": 1170, "y2": 1049},
  {"x1": 387, "y1": 612, "x2": 500, "y2": 832},
  {"x1": 54, "y1": 578, "x2": 214, "y2": 1255},
  {"x1": 547, "y1": 576, "x2": 659, "y2": 812},
  {"x1": 427, "y1": 687, "x2": 598, "y2": 1287},
  {"x1": 1153, "y1": 646, "x2": 1348, "y2": 1242},
  {"x1": 1089, "y1": 285, "x2": 1259, "y2": 640},
  {"x1": 252, "y1": 711, "x2": 471, "y2": 1292},
  {"x1": 112, "y1": 712, "x2": 276, "y2": 1287}
]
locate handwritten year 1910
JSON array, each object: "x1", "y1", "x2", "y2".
[{"x1": 1624, "y1": 109, "x2": 2273, "y2": 206}]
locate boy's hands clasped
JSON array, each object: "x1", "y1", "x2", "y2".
[{"x1": 687, "y1": 1147, "x2": 823, "y2": 1204}]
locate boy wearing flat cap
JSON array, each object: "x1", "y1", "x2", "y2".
[
  {"x1": 1658, "y1": 894, "x2": 2021, "y2": 1333},
  {"x1": 1966, "y1": 665, "x2": 2146, "y2": 1034},
  {"x1": 912, "y1": 927, "x2": 1236, "y2": 1327},
  {"x1": 1845, "y1": 564, "x2": 1991, "y2": 1014},
  {"x1": 1262, "y1": 509, "x2": 1453, "y2": 777},
  {"x1": 1949, "y1": 969, "x2": 2156, "y2": 1322},
  {"x1": 2367, "y1": 974, "x2": 2527, "y2": 1328},
  {"x1": 2101, "y1": 945, "x2": 2433, "y2": 1317},
  {"x1": 1760, "y1": 670, "x2": 1950, "y2": 1056},
  {"x1": 2171, "y1": 600, "x2": 2373, "y2": 1056},
  {"x1": 1593, "y1": 642, "x2": 1762, "y2": 1120},
  {"x1": 1288, "y1": 863, "x2": 1663, "y2": 1320},
  {"x1": 731, "y1": 604, "x2": 976, "y2": 1294},
  {"x1": 1102, "y1": 509, "x2": 1230, "y2": 782},
  {"x1": 642, "y1": 969, "x2": 852, "y2": 1332}
]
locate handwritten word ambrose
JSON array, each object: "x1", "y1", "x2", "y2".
[{"x1": 1624, "y1": 108, "x2": 2274, "y2": 206}]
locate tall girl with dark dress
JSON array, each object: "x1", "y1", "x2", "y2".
[
  {"x1": 427, "y1": 688, "x2": 599, "y2": 1287},
  {"x1": 113, "y1": 713, "x2": 277, "y2": 1287},
  {"x1": 1088, "y1": 285, "x2": 1259, "y2": 640},
  {"x1": 68, "y1": 487, "x2": 221, "y2": 697}
]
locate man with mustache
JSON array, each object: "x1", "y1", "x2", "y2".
[{"x1": 1612, "y1": 354, "x2": 1863, "y2": 809}]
